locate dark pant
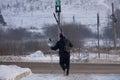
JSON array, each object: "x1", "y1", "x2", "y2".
[{"x1": 59, "y1": 53, "x2": 70, "y2": 75}]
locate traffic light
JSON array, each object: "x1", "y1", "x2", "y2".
[{"x1": 55, "y1": 0, "x2": 61, "y2": 13}]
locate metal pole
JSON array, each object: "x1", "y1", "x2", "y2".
[
  {"x1": 58, "y1": 12, "x2": 61, "y2": 33},
  {"x1": 50, "y1": 50, "x2": 54, "y2": 73},
  {"x1": 97, "y1": 13, "x2": 100, "y2": 58},
  {"x1": 57, "y1": 12, "x2": 62, "y2": 40},
  {"x1": 48, "y1": 39, "x2": 54, "y2": 74},
  {"x1": 112, "y1": 3, "x2": 117, "y2": 49},
  {"x1": 73, "y1": 16, "x2": 75, "y2": 24}
]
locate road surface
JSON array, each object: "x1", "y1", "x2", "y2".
[{"x1": 1, "y1": 62, "x2": 120, "y2": 74}]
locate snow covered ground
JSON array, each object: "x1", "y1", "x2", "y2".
[
  {"x1": 1, "y1": 65, "x2": 120, "y2": 80},
  {"x1": 0, "y1": 0, "x2": 119, "y2": 33},
  {"x1": 0, "y1": 65, "x2": 31, "y2": 80},
  {"x1": 22, "y1": 74, "x2": 120, "y2": 80}
]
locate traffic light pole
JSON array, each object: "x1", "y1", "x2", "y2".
[
  {"x1": 53, "y1": 12, "x2": 62, "y2": 33},
  {"x1": 58, "y1": 12, "x2": 61, "y2": 33},
  {"x1": 55, "y1": 0, "x2": 62, "y2": 34}
]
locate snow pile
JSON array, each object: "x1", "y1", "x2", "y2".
[
  {"x1": 0, "y1": 50, "x2": 120, "y2": 63},
  {"x1": 27, "y1": 50, "x2": 44, "y2": 58},
  {"x1": 22, "y1": 74, "x2": 120, "y2": 80},
  {"x1": 25, "y1": 50, "x2": 59, "y2": 62},
  {"x1": 0, "y1": 65, "x2": 31, "y2": 80},
  {"x1": 1, "y1": 51, "x2": 120, "y2": 63}
]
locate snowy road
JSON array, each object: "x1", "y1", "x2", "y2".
[{"x1": 1, "y1": 62, "x2": 120, "y2": 74}]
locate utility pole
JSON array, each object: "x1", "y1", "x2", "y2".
[
  {"x1": 97, "y1": 13, "x2": 100, "y2": 58},
  {"x1": 73, "y1": 16, "x2": 75, "y2": 24},
  {"x1": 111, "y1": 3, "x2": 117, "y2": 49}
]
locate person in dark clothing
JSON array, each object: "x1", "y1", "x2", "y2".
[{"x1": 51, "y1": 33, "x2": 73, "y2": 76}]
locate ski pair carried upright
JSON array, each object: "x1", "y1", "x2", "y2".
[{"x1": 53, "y1": 13, "x2": 63, "y2": 34}]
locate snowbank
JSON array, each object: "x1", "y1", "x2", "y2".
[
  {"x1": 0, "y1": 50, "x2": 59, "y2": 62},
  {"x1": 26, "y1": 50, "x2": 44, "y2": 58},
  {"x1": 25, "y1": 50, "x2": 59, "y2": 62},
  {"x1": 1, "y1": 50, "x2": 120, "y2": 63},
  {"x1": 0, "y1": 65, "x2": 32, "y2": 80}
]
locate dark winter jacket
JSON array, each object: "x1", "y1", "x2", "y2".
[{"x1": 51, "y1": 36, "x2": 73, "y2": 55}]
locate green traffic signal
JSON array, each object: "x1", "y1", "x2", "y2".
[{"x1": 55, "y1": 0, "x2": 61, "y2": 12}]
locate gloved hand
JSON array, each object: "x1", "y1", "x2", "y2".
[{"x1": 48, "y1": 43, "x2": 52, "y2": 47}]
